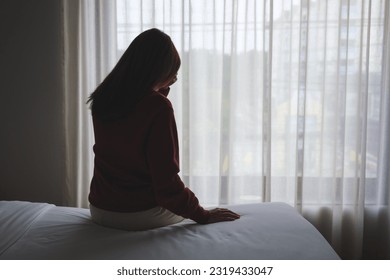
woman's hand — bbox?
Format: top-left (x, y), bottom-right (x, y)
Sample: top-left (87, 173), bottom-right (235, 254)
top-left (155, 74), bottom-right (178, 96)
top-left (157, 87), bottom-right (170, 96)
top-left (206, 208), bottom-right (240, 224)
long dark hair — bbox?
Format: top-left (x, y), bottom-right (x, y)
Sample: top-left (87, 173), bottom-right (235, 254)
top-left (87, 28), bottom-right (181, 121)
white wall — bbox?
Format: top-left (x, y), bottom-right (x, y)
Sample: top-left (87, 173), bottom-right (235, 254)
top-left (0, 0), bottom-right (66, 205)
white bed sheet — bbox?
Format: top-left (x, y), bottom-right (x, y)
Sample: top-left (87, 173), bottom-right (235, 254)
top-left (0, 201), bottom-right (339, 260)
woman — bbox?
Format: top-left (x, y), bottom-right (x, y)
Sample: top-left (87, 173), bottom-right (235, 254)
top-left (87, 28), bottom-right (240, 231)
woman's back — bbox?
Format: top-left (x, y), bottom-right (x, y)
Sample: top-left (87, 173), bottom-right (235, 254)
top-left (90, 91), bottom-right (172, 211)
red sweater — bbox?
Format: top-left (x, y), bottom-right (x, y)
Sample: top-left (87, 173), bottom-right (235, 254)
top-left (88, 90), bottom-right (210, 224)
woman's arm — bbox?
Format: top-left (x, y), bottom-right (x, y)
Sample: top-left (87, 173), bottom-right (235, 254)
top-left (146, 106), bottom-right (209, 223)
top-left (146, 104), bottom-right (239, 224)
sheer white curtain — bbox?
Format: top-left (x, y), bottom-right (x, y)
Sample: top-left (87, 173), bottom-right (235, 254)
top-left (63, 0), bottom-right (117, 207)
top-left (63, 0), bottom-right (390, 259)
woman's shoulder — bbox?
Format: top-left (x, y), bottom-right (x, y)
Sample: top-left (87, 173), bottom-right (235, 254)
top-left (142, 90), bottom-right (173, 111)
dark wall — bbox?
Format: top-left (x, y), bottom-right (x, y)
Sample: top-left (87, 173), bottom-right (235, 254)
top-left (0, 0), bottom-right (66, 205)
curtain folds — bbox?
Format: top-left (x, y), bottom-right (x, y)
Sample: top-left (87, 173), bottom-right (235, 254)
top-left (62, 0), bottom-right (117, 208)
top-left (63, 0), bottom-right (390, 259)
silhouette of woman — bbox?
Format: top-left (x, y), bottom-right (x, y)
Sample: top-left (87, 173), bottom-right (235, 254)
top-left (87, 28), bottom-right (240, 230)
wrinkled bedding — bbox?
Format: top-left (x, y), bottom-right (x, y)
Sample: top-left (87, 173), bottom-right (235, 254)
top-left (0, 201), bottom-right (339, 259)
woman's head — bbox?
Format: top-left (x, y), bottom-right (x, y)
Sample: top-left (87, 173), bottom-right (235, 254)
top-left (126, 28), bottom-right (181, 91)
top-left (88, 28), bottom-right (181, 120)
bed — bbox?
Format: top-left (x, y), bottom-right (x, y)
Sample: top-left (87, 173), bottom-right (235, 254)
top-left (0, 200), bottom-right (340, 260)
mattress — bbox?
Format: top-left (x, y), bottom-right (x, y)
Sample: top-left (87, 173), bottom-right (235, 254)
top-left (0, 200), bottom-right (340, 260)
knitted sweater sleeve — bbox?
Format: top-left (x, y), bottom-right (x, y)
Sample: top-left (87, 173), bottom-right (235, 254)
top-left (146, 107), bottom-right (210, 224)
